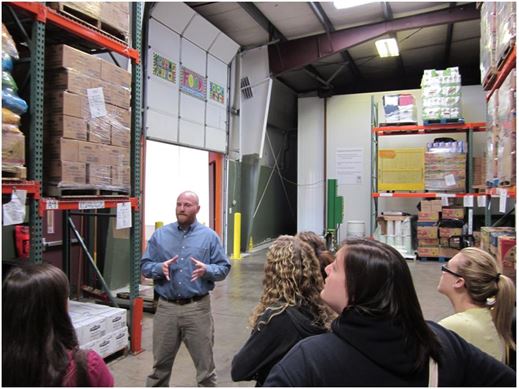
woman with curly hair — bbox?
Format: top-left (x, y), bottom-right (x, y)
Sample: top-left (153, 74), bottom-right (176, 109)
top-left (2, 263), bottom-right (114, 387)
top-left (231, 235), bottom-right (333, 386)
top-left (437, 247), bottom-right (516, 364)
top-left (295, 231), bottom-right (334, 279)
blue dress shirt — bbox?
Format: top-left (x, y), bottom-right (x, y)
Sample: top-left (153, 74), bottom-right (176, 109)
top-left (141, 220), bottom-right (231, 300)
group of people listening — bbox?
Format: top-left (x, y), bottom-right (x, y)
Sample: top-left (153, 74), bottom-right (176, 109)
top-left (2, 190), bottom-right (516, 386)
top-left (231, 232), bottom-right (516, 386)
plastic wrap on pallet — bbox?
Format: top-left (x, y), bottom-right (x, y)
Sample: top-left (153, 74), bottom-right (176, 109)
top-left (486, 92), bottom-right (499, 185)
top-left (496, 68), bottom-right (516, 187)
top-left (480, 2), bottom-right (497, 85)
top-left (421, 67), bottom-right (462, 121)
top-left (2, 124), bottom-right (25, 165)
top-left (496, 2), bottom-right (516, 64)
top-left (382, 94), bottom-right (417, 123)
top-left (425, 142), bottom-right (466, 192)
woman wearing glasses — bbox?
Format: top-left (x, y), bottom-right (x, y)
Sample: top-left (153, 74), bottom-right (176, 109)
top-left (438, 247), bottom-right (516, 364)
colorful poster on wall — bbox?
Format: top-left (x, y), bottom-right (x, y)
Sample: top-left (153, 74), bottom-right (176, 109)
top-left (152, 52), bottom-right (177, 84)
top-left (209, 81), bottom-right (225, 104)
top-left (180, 66), bottom-right (206, 100)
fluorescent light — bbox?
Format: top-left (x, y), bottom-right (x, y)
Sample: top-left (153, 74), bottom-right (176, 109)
top-left (333, 1), bottom-right (374, 10)
top-left (375, 38), bottom-right (400, 57)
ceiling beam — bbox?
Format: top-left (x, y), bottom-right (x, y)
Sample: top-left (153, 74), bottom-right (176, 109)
top-left (269, 2), bottom-right (480, 75)
top-left (238, 3), bottom-right (287, 42)
top-left (303, 65), bottom-right (332, 88)
top-left (443, 2), bottom-right (458, 67)
top-left (381, 2), bottom-right (405, 77)
top-left (308, 2), bottom-right (362, 80)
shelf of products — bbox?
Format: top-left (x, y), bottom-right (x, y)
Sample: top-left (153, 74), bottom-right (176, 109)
top-left (373, 122), bottom-right (486, 136)
top-left (3, 2), bottom-right (144, 352)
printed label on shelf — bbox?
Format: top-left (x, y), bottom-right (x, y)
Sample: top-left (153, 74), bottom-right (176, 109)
top-left (477, 195), bottom-right (487, 207)
top-left (463, 195), bottom-right (474, 207)
top-left (468, 208), bottom-right (473, 234)
top-left (79, 201), bottom-right (105, 210)
top-left (87, 87), bottom-right (107, 118)
top-left (379, 193), bottom-right (393, 197)
top-left (3, 189), bottom-right (27, 226)
top-left (444, 174), bottom-right (456, 187)
top-left (498, 189), bottom-right (508, 213)
top-left (436, 193), bottom-right (456, 198)
top-left (116, 202), bottom-right (132, 229)
top-left (45, 199), bottom-right (59, 210)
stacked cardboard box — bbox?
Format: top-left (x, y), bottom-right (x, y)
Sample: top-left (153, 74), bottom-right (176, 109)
top-left (486, 92), bottom-right (499, 185)
top-left (497, 235), bottom-right (516, 283)
top-left (416, 200), bottom-right (441, 257)
top-left (495, 2), bottom-right (516, 63)
top-left (68, 300), bottom-right (128, 358)
top-left (480, 2), bottom-right (497, 85)
top-left (44, 44), bottom-right (131, 192)
top-left (496, 69), bottom-right (516, 186)
top-left (480, 226), bottom-right (515, 254)
top-left (376, 215), bottom-right (414, 256)
top-left (425, 142), bottom-right (466, 192)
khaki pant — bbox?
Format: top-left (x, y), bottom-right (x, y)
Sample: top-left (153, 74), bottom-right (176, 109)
top-left (146, 295), bottom-right (216, 387)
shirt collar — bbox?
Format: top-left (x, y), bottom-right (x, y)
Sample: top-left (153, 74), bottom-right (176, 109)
top-left (177, 219), bottom-right (198, 232)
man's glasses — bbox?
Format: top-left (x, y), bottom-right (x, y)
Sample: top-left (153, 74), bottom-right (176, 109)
top-left (441, 265), bottom-right (463, 278)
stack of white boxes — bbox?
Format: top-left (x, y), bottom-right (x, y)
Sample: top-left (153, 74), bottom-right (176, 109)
top-left (68, 300), bottom-right (128, 358)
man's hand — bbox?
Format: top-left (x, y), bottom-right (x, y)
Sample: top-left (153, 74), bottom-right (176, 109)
top-left (191, 257), bottom-right (207, 282)
top-left (162, 255), bottom-right (179, 280)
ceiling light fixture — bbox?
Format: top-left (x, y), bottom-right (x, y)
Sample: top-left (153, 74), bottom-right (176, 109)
top-left (333, 1), bottom-right (374, 10)
top-left (375, 38), bottom-right (400, 57)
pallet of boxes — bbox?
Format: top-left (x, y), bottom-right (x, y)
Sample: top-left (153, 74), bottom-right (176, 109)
top-left (44, 44), bottom-right (131, 195)
top-left (481, 226), bottom-right (516, 284)
top-left (68, 300), bottom-right (129, 358)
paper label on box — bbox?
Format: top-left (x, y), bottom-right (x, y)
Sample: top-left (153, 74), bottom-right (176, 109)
top-left (3, 189), bottom-right (27, 225)
top-left (45, 199), bottom-right (59, 210)
top-left (116, 202), bottom-right (132, 229)
top-left (499, 189), bottom-right (507, 213)
top-left (440, 196), bottom-right (449, 206)
top-left (444, 174), bottom-right (456, 187)
top-left (79, 201), bottom-right (105, 210)
top-left (87, 87), bottom-right (107, 118)
top-left (463, 195), bottom-right (474, 207)
top-left (477, 195), bottom-right (487, 207)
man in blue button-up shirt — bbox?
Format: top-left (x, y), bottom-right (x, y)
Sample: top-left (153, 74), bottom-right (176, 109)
top-left (142, 191), bottom-right (231, 387)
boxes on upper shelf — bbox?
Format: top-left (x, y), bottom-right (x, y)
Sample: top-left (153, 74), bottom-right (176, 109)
top-left (441, 207), bottom-right (464, 220)
top-left (382, 94), bottom-right (417, 124)
top-left (46, 45), bottom-right (102, 79)
top-left (425, 141), bottom-right (466, 192)
top-left (421, 67), bottom-right (462, 121)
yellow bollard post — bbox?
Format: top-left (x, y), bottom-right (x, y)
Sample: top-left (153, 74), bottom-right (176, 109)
top-left (155, 221), bottom-right (163, 230)
top-left (232, 212), bottom-right (241, 259)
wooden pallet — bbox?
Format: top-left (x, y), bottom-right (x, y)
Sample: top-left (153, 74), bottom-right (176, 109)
top-left (49, 3), bottom-right (128, 44)
top-left (423, 118), bottom-right (465, 126)
top-left (496, 41), bottom-right (516, 71)
top-left (2, 165), bottom-right (27, 180)
top-left (45, 185), bottom-right (130, 197)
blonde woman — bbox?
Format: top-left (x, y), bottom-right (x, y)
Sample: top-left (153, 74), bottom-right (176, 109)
top-left (438, 247), bottom-right (516, 363)
top-left (231, 235), bottom-right (332, 386)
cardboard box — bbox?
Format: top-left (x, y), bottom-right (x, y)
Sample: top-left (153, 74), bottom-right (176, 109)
top-left (88, 119), bottom-right (111, 144)
top-left (87, 163), bottom-right (111, 186)
top-left (112, 166), bottom-right (130, 188)
top-left (102, 80), bottom-right (130, 109)
top-left (421, 199), bottom-right (442, 213)
top-left (497, 236), bottom-right (516, 283)
top-left (46, 44), bottom-right (101, 79)
top-left (45, 69), bottom-right (92, 95)
top-left (46, 138), bottom-right (80, 161)
top-left (418, 211), bottom-right (439, 222)
top-left (107, 145), bottom-right (130, 165)
top-left (99, 3), bottom-right (129, 37)
top-left (100, 60), bottom-right (131, 89)
top-left (111, 125), bottom-right (130, 148)
top-left (417, 246), bottom-right (440, 257)
top-left (45, 160), bottom-right (86, 185)
top-left (418, 239), bottom-right (439, 247)
top-left (45, 115), bottom-right (87, 141)
top-left (69, 312), bottom-right (107, 344)
top-left (417, 226), bottom-right (438, 239)
top-left (439, 227), bottom-right (463, 238)
top-left (46, 91), bottom-right (84, 119)
top-left (480, 227), bottom-right (516, 252)
top-left (109, 327), bottom-right (129, 354)
top-left (106, 103), bottom-right (131, 127)
top-left (2, 128), bottom-right (25, 165)
top-left (442, 207), bottom-right (465, 220)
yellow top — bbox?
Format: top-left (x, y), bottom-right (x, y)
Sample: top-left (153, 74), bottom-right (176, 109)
top-left (439, 307), bottom-right (504, 362)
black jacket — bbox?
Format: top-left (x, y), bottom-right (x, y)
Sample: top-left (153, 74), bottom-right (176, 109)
top-left (231, 305), bottom-right (327, 386)
top-left (264, 309), bottom-right (516, 387)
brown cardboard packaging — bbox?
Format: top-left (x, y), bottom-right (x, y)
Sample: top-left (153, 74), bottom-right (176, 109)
top-left (112, 165), bottom-right (131, 188)
top-left (100, 60), bottom-right (131, 89)
top-left (99, 3), bottom-right (129, 37)
top-left (417, 226), bottom-right (438, 239)
top-left (439, 227), bottom-right (463, 238)
top-left (87, 163), bottom-right (111, 186)
top-left (45, 91), bottom-right (84, 119)
top-left (46, 45), bottom-right (101, 79)
top-left (441, 207), bottom-right (465, 220)
top-left (45, 115), bottom-right (87, 141)
top-left (111, 125), bottom-right (130, 148)
top-left (77, 141), bottom-right (102, 164)
top-left (418, 238), bottom-right (439, 247)
top-left (101, 80), bottom-right (130, 109)
top-left (106, 145), bottom-right (130, 165)
top-left (418, 211), bottom-right (439, 222)
top-left (417, 246), bottom-right (440, 257)
top-left (106, 102), bottom-right (131, 127)
top-left (88, 119), bottom-right (111, 144)
top-left (45, 138), bottom-right (80, 161)
top-left (2, 127), bottom-right (25, 165)
top-left (439, 247), bottom-right (459, 258)
top-left (48, 2), bottom-right (101, 18)
top-left (45, 160), bottom-right (86, 185)
top-left (45, 69), bottom-right (92, 95)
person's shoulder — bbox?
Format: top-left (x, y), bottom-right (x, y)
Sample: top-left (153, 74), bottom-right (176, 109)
top-left (85, 350), bottom-right (114, 386)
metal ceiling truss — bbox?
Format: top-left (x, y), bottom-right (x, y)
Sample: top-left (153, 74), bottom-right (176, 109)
top-left (444, 2), bottom-right (458, 68)
top-left (268, 2), bottom-right (480, 76)
top-left (381, 2), bottom-right (406, 78)
top-left (238, 2), bottom-right (286, 42)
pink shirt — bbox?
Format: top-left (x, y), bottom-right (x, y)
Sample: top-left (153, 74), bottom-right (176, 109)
top-left (62, 349), bottom-right (114, 387)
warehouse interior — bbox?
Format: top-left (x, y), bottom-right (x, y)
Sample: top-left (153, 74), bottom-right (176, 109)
top-left (1, 1), bottom-right (516, 387)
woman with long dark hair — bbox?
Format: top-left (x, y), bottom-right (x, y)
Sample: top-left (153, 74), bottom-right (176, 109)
top-left (264, 238), bottom-right (515, 386)
top-left (2, 263), bottom-right (114, 386)
top-left (231, 235), bottom-right (333, 386)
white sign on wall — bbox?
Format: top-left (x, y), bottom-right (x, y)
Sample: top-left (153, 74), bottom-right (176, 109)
top-left (336, 148), bottom-right (364, 185)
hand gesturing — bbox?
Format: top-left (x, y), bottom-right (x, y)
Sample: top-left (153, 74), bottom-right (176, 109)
top-left (190, 257), bottom-right (207, 282)
top-left (162, 255), bottom-right (179, 280)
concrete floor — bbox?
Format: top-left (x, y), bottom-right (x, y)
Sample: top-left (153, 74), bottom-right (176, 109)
top-left (108, 250), bottom-right (454, 387)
